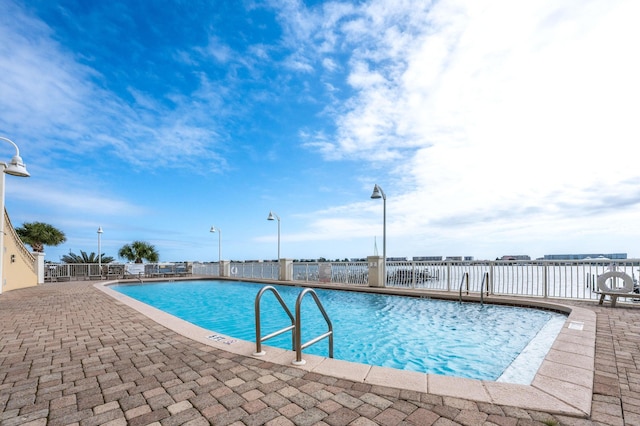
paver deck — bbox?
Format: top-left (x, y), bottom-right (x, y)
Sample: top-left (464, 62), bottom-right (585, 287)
top-left (1, 280), bottom-right (639, 425)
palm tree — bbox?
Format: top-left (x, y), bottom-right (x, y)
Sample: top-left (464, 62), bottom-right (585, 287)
top-left (61, 250), bottom-right (115, 264)
top-left (118, 241), bottom-right (159, 263)
top-left (15, 222), bottom-right (66, 252)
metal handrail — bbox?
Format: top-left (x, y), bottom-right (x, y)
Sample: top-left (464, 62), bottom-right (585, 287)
top-left (458, 271), bottom-right (489, 304)
top-left (293, 288), bottom-right (333, 365)
top-left (458, 272), bottom-right (469, 302)
top-left (479, 271), bottom-right (489, 305)
top-left (253, 286), bottom-right (295, 356)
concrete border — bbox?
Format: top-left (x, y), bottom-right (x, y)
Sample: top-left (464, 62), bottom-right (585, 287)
top-left (95, 278), bottom-right (595, 418)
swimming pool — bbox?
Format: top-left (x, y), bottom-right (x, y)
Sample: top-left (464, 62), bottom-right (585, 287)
top-left (111, 280), bottom-right (566, 383)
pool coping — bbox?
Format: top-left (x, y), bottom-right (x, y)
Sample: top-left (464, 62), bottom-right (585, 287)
top-left (95, 278), bottom-right (596, 418)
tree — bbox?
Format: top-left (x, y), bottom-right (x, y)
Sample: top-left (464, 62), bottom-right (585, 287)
top-left (61, 250), bottom-right (114, 264)
top-left (15, 222), bottom-right (66, 253)
top-left (118, 241), bottom-right (159, 263)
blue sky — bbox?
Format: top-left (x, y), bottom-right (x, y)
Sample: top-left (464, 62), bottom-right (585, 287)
top-left (1, 0), bottom-right (639, 263)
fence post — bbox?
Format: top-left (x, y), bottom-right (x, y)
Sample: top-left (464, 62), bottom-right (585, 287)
top-left (543, 263), bottom-right (548, 298)
top-left (220, 260), bottom-right (230, 277)
top-left (489, 261), bottom-right (494, 295)
top-left (367, 255), bottom-right (384, 287)
top-left (34, 252), bottom-right (45, 285)
top-left (279, 259), bottom-right (292, 281)
top-left (412, 261), bottom-right (416, 288)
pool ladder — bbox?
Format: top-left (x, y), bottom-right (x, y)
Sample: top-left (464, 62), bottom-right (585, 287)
top-left (253, 286), bottom-right (333, 365)
top-left (458, 272), bottom-right (489, 305)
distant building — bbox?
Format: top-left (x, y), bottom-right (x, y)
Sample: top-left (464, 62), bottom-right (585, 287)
top-left (543, 253), bottom-right (627, 260)
top-left (413, 256), bottom-right (443, 261)
top-left (501, 255), bottom-right (531, 261)
top-left (412, 256), bottom-right (474, 262)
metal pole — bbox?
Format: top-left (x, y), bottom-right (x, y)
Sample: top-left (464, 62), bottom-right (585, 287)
top-left (370, 185), bottom-right (387, 286)
top-left (0, 137), bottom-right (30, 293)
top-left (210, 226), bottom-right (222, 275)
top-left (97, 227), bottom-right (103, 278)
top-left (0, 170), bottom-right (5, 293)
top-left (267, 211), bottom-right (281, 261)
top-left (382, 195), bottom-right (386, 286)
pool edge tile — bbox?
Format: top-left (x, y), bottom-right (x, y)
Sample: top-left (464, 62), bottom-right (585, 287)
top-left (312, 357), bottom-right (372, 383)
top-left (532, 374), bottom-right (592, 416)
top-left (544, 348), bottom-right (593, 370)
top-left (483, 381), bottom-right (587, 417)
top-left (427, 374), bottom-right (491, 402)
top-left (365, 366), bottom-right (427, 393)
top-left (536, 360), bottom-right (594, 389)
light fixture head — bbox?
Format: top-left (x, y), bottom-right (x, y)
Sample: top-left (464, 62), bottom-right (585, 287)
top-left (97, 226), bottom-right (103, 234)
top-left (4, 155), bottom-right (29, 177)
top-left (210, 226), bottom-right (217, 233)
top-left (267, 211), bottom-right (276, 221)
top-left (370, 184), bottom-right (384, 199)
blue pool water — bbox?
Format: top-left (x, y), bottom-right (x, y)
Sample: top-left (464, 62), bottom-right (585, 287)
top-left (111, 280), bottom-right (566, 382)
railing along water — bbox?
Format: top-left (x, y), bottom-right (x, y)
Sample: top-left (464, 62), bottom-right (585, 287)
top-left (51, 259), bottom-right (640, 303)
top-left (292, 262), bottom-right (367, 285)
top-left (229, 261), bottom-right (279, 280)
top-left (381, 259), bottom-right (640, 302)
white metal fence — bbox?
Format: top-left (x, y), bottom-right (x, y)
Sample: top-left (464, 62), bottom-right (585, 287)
top-left (381, 260), bottom-right (640, 301)
top-left (291, 262), bottom-right (369, 285)
top-left (45, 263), bottom-right (125, 281)
top-left (45, 262), bottom-right (189, 281)
top-left (229, 262), bottom-right (279, 280)
top-left (194, 259), bottom-right (639, 302)
top-left (48, 259), bottom-right (640, 302)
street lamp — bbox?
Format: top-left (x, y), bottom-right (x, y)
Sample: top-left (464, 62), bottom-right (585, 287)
top-left (97, 227), bottom-right (103, 278)
top-left (370, 184), bottom-right (386, 286)
top-left (0, 137), bottom-right (30, 294)
top-left (267, 211), bottom-right (280, 260)
top-left (209, 226), bottom-right (221, 264)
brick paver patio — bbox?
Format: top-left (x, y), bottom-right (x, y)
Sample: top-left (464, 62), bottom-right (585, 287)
top-left (1, 281), bottom-right (638, 425)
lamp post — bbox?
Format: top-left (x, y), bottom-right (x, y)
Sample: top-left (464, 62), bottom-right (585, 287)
top-left (0, 137), bottom-right (30, 294)
top-left (97, 227), bottom-right (103, 278)
top-left (370, 184), bottom-right (386, 286)
top-left (209, 226), bottom-right (221, 265)
top-left (267, 211), bottom-right (280, 261)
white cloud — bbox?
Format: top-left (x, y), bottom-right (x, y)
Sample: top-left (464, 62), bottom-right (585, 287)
top-left (409, 0), bottom-right (640, 194)
top-left (0, 6), bottom-right (98, 150)
top-left (203, 36), bottom-right (234, 63)
top-left (286, 0), bottom-right (640, 257)
top-left (322, 58), bottom-right (338, 72)
top-left (7, 180), bottom-right (145, 217)
top-left (3, 0), bottom-right (639, 261)
top-left (0, 1), bottom-right (231, 174)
